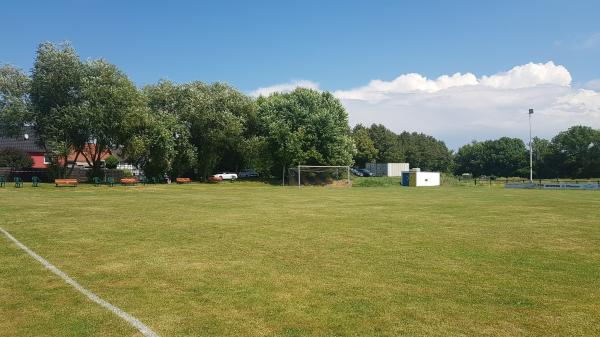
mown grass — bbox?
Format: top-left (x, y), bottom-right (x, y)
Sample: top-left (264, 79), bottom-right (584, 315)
top-left (1, 182), bottom-right (599, 336)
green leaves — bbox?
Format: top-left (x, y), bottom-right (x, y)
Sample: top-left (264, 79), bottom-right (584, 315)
top-left (257, 88), bottom-right (354, 175)
top-left (0, 65), bottom-right (31, 136)
top-left (454, 138), bottom-right (528, 177)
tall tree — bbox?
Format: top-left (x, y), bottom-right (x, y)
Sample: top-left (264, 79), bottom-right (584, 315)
top-left (145, 81), bottom-right (255, 178)
top-left (454, 138), bottom-right (527, 177)
top-left (550, 125), bottom-right (600, 178)
top-left (367, 124), bottom-right (404, 163)
top-left (75, 59), bottom-right (143, 177)
top-left (531, 137), bottom-right (555, 178)
top-left (30, 42), bottom-right (85, 177)
top-left (257, 88), bottom-right (354, 176)
top-left (0, 65), bottom-right (31, 136)
top-left (398, 131), bottom-right (453, 171)
top-left (352, 124), bottom-right (378, 167)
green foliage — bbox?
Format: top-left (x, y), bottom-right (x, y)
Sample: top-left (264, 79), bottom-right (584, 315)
top-left (7, 42), bottom-right (600, 180)
top-left (398, 131), bottom-right (453, 171)
top-left (359, 124), bottom-right (453, 172)
top-left (454, 138), bottom-right (528, 177)
top-left (30, 42), bottom-right (86, 177)
top-left (144, 81), bottom-right (253, 178)
top-left (122, 107), bottom-right (196, 178)
top-left (104, 155), bottom-right (119, 169)
top-left (0, 148), bottom-right (33, 169)
top-left (367, 124), bottom-right (404, 162)
top-left (0, 65), bottom-right (31, 136)
top-left (352, 124), bottom-right (378, 167)
top-left (122, 169), bottom-right (133, 178)
top-left (549, 125), bottom-right (600, 178)
top-left (257, 88), bottom-right (354, 176)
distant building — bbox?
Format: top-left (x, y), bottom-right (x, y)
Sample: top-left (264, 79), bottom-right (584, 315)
top-left (365, 162), bottom-right (409, 177)
top-left (0, 127), bottom-right (114, 169)
top-left (0, 127), bottom-right (49, 168)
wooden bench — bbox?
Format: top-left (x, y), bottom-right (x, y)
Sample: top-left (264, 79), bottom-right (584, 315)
top-left (176, 177), bottom-right (192, 184)
top-left (120, 178), bottom-right (138, 186)
top-left (55, 179), bottom-right (78, 187)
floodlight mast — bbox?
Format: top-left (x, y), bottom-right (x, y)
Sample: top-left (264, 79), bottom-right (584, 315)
top-left (529, 108), bottom-right (534, 182)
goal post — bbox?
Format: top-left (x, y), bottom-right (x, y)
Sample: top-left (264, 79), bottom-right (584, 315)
top-left (289, 165), bottom-right (351, 187)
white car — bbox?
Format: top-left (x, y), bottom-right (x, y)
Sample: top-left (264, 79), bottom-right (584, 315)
top-left (214, 172), bottom-right (238, 180)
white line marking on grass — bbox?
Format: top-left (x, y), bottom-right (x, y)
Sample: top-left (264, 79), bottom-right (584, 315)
top-left (0, 227), bottom-right (161, 337)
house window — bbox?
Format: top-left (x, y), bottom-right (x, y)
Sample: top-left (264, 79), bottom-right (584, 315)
top-left (43, 155), bottom-right (51, 164)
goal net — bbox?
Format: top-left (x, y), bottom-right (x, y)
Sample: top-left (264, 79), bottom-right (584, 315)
top-left (288, 165), bottom-right (351, 187)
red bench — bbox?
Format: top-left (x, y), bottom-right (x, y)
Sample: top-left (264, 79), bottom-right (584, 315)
top-left (120, 178), bottom-right (138, 185)
top-left (55, 179), bottom-right (78, 187)
top-left (176, 177), bottom-right (192, 184)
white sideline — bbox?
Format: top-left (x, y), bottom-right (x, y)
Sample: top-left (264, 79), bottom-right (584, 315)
top-left (0, 227), bottom-right (161, 337)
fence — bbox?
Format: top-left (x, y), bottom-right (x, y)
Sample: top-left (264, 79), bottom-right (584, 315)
top-left (449, 175), bottom-right (600, 188)
top-left (0, 167), bottom-right (129, 183)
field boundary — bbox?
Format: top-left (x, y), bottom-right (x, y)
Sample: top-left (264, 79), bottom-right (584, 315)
top-left (0, 227), bottom-right (161, 337)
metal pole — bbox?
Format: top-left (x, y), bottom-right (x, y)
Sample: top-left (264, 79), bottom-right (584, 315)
top-left (529, 109), bottom-right (533, 182)
top-left (298, 165), bottom-right (301, 188)
top-left (347, 166), bottom-right (350, 185)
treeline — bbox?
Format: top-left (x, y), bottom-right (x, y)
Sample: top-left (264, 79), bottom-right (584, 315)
top-left (454, 126), bottom-right (600, 179)
top-left (354, 123), bottom-right (600, 178)
top-left (0, 42), bottom-right (353, 179)
top-left (352, 124), bottom-right (453, 171)
top-left (1, 42), bottom-right (598, 179)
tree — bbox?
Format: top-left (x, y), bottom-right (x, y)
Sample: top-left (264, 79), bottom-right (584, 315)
top-left (0, 148), bottom-right (33, 169)
top-left (453, 141), bottom-right (485, 176)
top-left (122, 108), bottom-right (195, 178)
top-left (30, 42), bottom-right (85, 177)
top-left (454, 138), bottom-right (527, 177)
top-left (550, 126), bottom-right (600, 178)
top-left (352, 124), bottom-right (378, 167)
top-left (0, 65), bottom-right (31, 137)
top-left (257, 88), bottom-right (354, 177)
top-left (74, 59), bottom-right (143, 177)
top-left (398, 131), bottom-right (453, 172)
top-left (531, 137), bottom-right (555, 178)
top-left (104, 155), bottom-right (119, 169)
top-left (367, 124), bottom-right (404, 163)
top-left (143, 81), bottom-right (252, 179)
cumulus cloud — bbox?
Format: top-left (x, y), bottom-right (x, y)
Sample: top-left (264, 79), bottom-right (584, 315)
top-left (252, 62), bottom-right (600, 149)
top-left (335, 62), bottom-right (571, 101)
top-left (250, 80), bottom-right (320, 97)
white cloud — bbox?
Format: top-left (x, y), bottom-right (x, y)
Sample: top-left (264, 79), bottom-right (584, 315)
top-left (252, 62), bottom-right (600, 149)
top-left (335, 61), bottom-right (571, 102)
top-left (584, 79), bottom-right (600, 91)
top-left (250, 80), bottom-right (320, 97)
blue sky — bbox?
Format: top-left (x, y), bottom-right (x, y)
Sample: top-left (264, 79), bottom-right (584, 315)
top-left (2, 0), bottom-right (600, 147)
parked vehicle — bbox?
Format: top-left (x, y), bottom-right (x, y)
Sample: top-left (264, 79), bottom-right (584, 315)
top-left (238, 169), bottom-right (259, 178)
top-left (350, 167), bottom-right (363, 177)
top-left (357, 168), bottom-right (374, 177)
top-left (207, 176), bottom-right (223, 183)
top-left (213, 172), bottom-right (238, 180)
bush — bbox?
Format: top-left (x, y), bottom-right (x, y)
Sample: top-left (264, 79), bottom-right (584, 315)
top-left (104, 155), bottom-right (119, 169)
top-left (0, 148), bottom-right (33, 169)
top-left (122, 169), bottom-right (133, 178)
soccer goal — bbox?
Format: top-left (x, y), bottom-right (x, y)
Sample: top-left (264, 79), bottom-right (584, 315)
top-left (288, 165), bottom-right (351, 187)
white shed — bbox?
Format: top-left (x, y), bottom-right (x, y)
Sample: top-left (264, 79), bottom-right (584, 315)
top-left (407, 171), bottom-right (440, 187)
top-left (365, 163), bottom-right (409, 177)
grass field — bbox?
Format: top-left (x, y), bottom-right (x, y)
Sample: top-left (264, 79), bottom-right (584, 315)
top-left (1, 182), bottom-right (599, 337)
